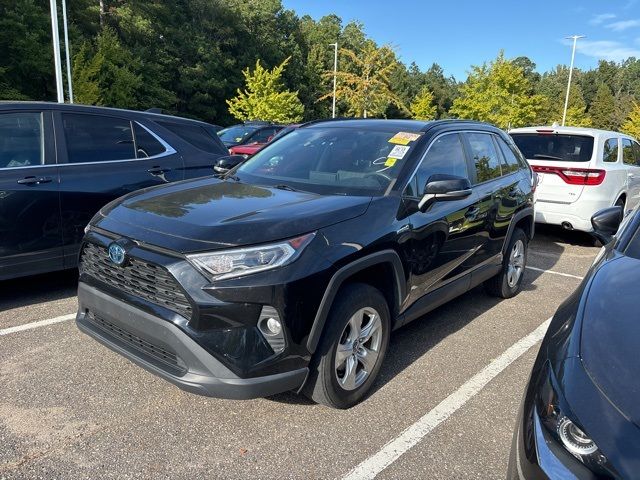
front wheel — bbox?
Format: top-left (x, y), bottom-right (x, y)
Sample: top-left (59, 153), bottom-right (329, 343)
top-left (485, 228), bottom-right (528, 298)
top-left (303, 283), bottom-right (390, 409)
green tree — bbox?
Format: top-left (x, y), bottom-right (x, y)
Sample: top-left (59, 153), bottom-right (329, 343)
top-left (410, 87), bottom-right (436, 120)
top-left (450, 52), bottom-right (543, 129)
top-left (590, 84), bottom-right (616, 130)
top-left (226, 57), bottom-right (304, 123)
top-left (621, 102), bottom-right (640, 139)
top-left (321, 42), bottom-right (407, 118)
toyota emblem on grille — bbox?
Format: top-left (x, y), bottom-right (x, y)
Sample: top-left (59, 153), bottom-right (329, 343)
top-left (108, 243), bottom-right (126, 266)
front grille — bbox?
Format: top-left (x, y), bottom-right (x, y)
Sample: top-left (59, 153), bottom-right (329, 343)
top-left (80, 243), bottom-right (193, 319)
top-left (87, 313), bottom-right (185, 374)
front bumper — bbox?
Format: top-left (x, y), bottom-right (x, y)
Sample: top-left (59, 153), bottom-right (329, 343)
top-left (76, 282), bottom-right (308, 399)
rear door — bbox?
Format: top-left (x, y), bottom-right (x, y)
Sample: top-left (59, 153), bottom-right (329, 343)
top-left (0, 109), bottom-right (63, 279)
top-left (510, 132), bottom-right (595, 205)
top-left (55, 111), bottom-right (184, 268)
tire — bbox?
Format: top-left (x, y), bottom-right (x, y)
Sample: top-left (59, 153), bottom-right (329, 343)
top-left (485, 228), bottom-right (528, 299)
top-left (303, 283), bottom-right (390, 409)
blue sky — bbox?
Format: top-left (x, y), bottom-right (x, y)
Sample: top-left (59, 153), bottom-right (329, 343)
top-left (282, 0), bottom-right (640, 80)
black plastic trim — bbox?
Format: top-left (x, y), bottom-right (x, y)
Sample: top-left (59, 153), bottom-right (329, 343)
top-left (306, 249), bottom-right (406, 353)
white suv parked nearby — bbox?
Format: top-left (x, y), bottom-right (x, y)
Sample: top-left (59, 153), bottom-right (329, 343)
top-left (509, 125), bottom-right (640, 232)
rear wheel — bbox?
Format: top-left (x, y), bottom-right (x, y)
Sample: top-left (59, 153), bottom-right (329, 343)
top-left (485, 228), bottom-right (528, 298)
top-left (303, 283), bottom-right (390, 409)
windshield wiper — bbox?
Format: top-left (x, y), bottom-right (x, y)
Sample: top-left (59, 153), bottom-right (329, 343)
top-left (274, 184), bottom-right (298, 192)
top-left (532, 154), bottom-right (564, 161)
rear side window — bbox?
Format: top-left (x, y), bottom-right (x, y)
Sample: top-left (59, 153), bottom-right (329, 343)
top-left (249, 127), bottom-right (279, 144)
top-left (622, 139), bottom-right (636, 166)
top-left (633, 142), bottom-right (640, 167)
top-left (495, 136), bottom-right (520, 174)
top-left (158, 121), bottom-right (223, 152)
top-left (0, 112), bottom-right (44, 168)
top-left (511, 134), bottom-right (594, 163)
top-left (467, 132), bottom-right (502, 183)
top-left (415, 133), bottom-right (468, 191)
top-left (133, 123), bottom-right (165, 158)
top-left (603, 138), bottom-right (619, 163)
top-left (63, 113), bottom-right (134, 163)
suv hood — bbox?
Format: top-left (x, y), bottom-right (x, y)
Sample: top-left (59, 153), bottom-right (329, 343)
top-left (96, 177), bottom-right (371, 252)
top-left (580, 255), bottom-right (640, 427)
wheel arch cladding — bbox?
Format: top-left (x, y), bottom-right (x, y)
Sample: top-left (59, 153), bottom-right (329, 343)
top-left (504, 207), bottom-right (534, 255)
top-left (306, 249), bottom-right (405, 354)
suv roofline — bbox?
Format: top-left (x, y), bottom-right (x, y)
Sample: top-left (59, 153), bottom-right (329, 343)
top-left (298, 117), bottom-right (500, 133)
top-left (509, 125), bottom-right (637, 139)
top-left (0, 101), bottom-right (220, 128)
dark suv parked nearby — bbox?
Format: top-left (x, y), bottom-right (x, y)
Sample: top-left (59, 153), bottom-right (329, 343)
top-left (0, 102), bottom-right (228, 280)
top-left (76, 119), bottom-right (535, 408)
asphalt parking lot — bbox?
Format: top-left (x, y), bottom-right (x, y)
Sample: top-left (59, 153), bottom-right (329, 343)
top-left (0, 225), bottom-right (599, 480)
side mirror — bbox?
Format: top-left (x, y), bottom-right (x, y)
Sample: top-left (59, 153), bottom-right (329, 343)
top-left (214, 155), bottom-right (246, 174)
top-left (418, 174), bottom-right (472, 212)
top-left (591, 206), bottom-right (623, 245)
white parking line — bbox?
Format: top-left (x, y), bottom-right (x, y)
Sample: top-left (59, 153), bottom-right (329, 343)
top-left (342, 318), bottom-right (552, 480)
top-left (0, 313), bottom-right (75, 336)
top-left (525, 266), bottom-right (584, 280)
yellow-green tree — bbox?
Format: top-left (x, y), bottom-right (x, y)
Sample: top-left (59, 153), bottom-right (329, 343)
top-left (450, 52), bottom-right (544, 129)
top-left (320, 42), bottom-right (408, 118)
top-left (410, 87), bottom-right (437, 120)
top-left (227, 57), bottom-right (304, 123)
top-left (621, 102), bottom-right (640, 139)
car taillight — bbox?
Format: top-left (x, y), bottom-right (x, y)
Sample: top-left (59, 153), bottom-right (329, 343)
top-left (531, 165), bottom-right (606, 186)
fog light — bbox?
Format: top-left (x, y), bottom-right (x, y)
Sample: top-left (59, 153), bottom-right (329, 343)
top-left (266, 317), bottom-right (282, 335)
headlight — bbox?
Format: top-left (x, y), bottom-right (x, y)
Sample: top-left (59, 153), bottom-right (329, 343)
top-left (187, 232), bottom-right (315, 281)
top-left (536, 363), bottom-right (616, 476)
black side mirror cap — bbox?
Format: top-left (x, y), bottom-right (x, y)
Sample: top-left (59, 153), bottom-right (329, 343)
top-left (418, 174), bottom-right (472, 212)
top-left (591, 206), bottom-right (623, 245)
top-left (214, 155), bottom-right (246, 174)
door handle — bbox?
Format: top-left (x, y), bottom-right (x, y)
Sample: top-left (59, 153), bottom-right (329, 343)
top-left (148, 166), bottom-right (170, 175)
top-left (17, 176), bottom-right (52, 185)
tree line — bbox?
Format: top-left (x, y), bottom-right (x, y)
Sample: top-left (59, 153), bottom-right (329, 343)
top-left (1, 0), bottom-right (639, 135)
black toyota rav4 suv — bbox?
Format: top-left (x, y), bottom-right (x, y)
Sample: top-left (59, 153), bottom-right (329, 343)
top-left (77, 119), bottom-right (535, 408)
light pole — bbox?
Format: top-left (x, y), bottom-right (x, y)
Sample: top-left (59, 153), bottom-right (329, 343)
top-left (61, 0), bottom-right (73, 103)
top-left (562, 35), bottom-right (584, 126)
top-left (329, 42), bottom-right (338, 118)
top-left (49, 0), bottom-right (65, 103)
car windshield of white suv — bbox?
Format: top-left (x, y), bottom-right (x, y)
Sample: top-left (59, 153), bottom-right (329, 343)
top-left (511, 133), bottom-right (594, 162)
top-left (235, 126), bottom-right (423, 195)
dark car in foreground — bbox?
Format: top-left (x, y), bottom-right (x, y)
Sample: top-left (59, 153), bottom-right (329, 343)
top-left (217, 121), bottom-right (284, 148)
top-left (0, 102), bottom-right (228, 280)
top-left (76, 119), bottom-right (535, 408)
top-left (508, 206), bottom-right (640, 478)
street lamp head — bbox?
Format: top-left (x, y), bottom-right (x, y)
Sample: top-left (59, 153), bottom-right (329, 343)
top-left (565, 35), bottom-right (586, 40)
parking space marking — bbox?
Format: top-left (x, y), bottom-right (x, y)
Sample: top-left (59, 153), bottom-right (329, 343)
top-left (342, 317), bottom-right (552, 480)
top-left (0, 313), bottom-right (75, 336)
top-left (525, 266), bottom-right (584, 280)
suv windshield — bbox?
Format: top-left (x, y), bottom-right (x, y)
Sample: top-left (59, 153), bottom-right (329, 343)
top-left (217, 125), bottom-right (258, 144)
top-left (236, 126), bottom-right (423, 195)
top-left (511, 133), bottom-right (594, 162)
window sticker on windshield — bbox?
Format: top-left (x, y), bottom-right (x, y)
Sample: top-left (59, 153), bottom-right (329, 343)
top-left (235, 137), bottom-right (243, 142)
top-left (384, 158), bottom-right (397, 167)
top-left (388, 145), bottom-right (410, 159)
top-left (389, 132), bottom-right (421, 145)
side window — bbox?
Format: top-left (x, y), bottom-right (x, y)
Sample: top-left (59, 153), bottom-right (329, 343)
top-left (633, 142), bottom-right (640, 166)
top-left (603, 138), bottom-right (619, 163)
top-left (157, 121), bottom-right (223, 153)
top-left (467, 132), bottom-right (502, 183)
top-left (495, 136), bottom-right (520, 174)
top-left (622, 139), bottom-right (635, 166)
top-left (133, 123), bottom-right (166, 158)
top-left (415, 133), bottom-right (468, 193)
top-left (250, 128), bottom-right (276, 143)
top-left (0, 112), bottom-right (44, 169)
top-left (63, 114), bottom-right (134, 163)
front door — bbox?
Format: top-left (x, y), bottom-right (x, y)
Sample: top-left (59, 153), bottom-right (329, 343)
top-left (0, 110), bottom-right (63, 279)
top-left (54, 111), bottom-right (184, 268)
top-left (401, 132), bottom-right (486, 306)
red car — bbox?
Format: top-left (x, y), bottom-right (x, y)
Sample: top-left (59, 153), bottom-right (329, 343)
top-left (229, 124), bottom-right (300, 158)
